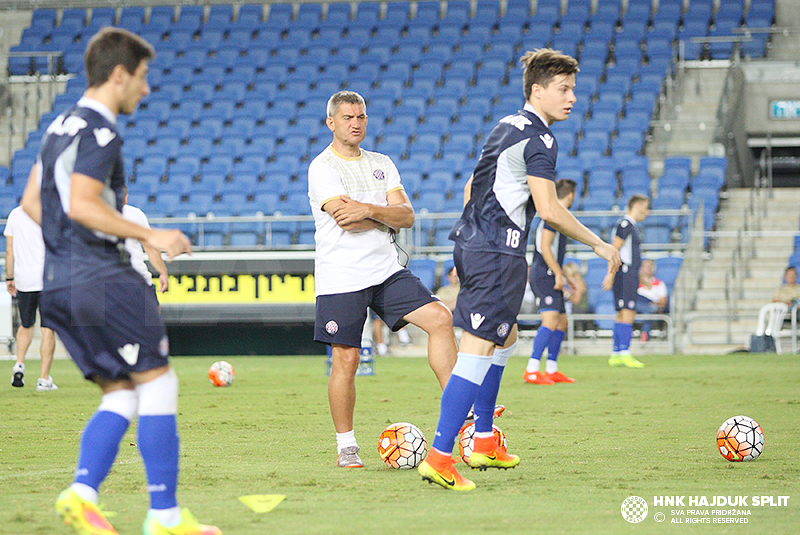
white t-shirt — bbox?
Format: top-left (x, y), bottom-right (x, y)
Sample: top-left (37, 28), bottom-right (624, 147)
top-left (3, 206), bottom-right (45, 292)
top-left (637, 277), bottom-right (668, 303)
top-left (308, 145), bottom-right (405, 296)
top-left (122, 204), bottom-right (153, 286)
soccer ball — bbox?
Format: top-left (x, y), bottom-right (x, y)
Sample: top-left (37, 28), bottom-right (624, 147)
top-left (208, 361), bottom-right (235, 387)
top-left (377, 422), bottom-right (427, 469)
top-left (716, 415), bottom-right (764, 462)
top-left (458, 423), bottom-right (507, 463)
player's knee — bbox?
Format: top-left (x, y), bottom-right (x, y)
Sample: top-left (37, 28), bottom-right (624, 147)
top-left (331, 347), bottom-right (360, 372)
top-left (136, 367), bottom-right (178, 416)
top-left (420, 302), bottom-right (453, 334)
top-left (98, 388), bottom-right (139, 422)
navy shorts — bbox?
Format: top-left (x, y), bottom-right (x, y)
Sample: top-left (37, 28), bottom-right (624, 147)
top-left (314, 269), bottom-right (438, 348)
top-left (613, 264), bottom-right (639, 311)
top-left (529, 265), bottom-right (566, 314)
top-left (17, 291), bottom-right (52, 329)
top-left (40, 272), bottom-right (169, 382)
top-left (452, 244), bottom-right (528, 345)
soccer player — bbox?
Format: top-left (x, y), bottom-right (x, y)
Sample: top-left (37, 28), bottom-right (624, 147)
top-left (308, 90), bottom-right (458, 468)
top-left (4, 205), bottom-right (58, 390)
top-left (417, 49), bottom-right (621, 491)
top-left (123, 186), bottom-right (170, 297)
top-left (20, 28), bottom-right (220, 535)
top-left (524, 178), bottom-right (578, 385)
top-left (602, 194), bottom-right (650, 368)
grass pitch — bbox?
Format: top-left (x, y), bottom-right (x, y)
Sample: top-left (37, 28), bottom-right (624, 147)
top-left (1, 352), bottom-right (798, 535)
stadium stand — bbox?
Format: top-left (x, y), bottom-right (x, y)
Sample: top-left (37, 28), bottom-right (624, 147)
top-left (3, 0), bottom-right (770, 258)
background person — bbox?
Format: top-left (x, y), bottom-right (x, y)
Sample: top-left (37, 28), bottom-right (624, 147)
top-left (636, 259), bottom-right (668, 341)
top-left (602, 194), bottom-right (650, 368)
top-left (123, 186), bottom-right (169, 296)
top-left (524, 178), bottom-right (578, 385)
top-left (772, 266), bottom-right (800, 307)
top-left (4, 205), bottom-right (57, 390)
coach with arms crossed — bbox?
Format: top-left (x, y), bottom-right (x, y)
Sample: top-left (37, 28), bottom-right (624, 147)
top-left (308, 90), bottom-right (457, 469)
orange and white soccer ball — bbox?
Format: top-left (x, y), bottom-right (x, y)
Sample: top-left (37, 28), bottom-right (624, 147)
top-left (208, 361), bottom-right (235, 387)
top-left (716, 415), bottom-right (764, 462)
top-left (458, 423), bottom-right (507, 463)
top-left (378, 422), bottom-right (427, 469)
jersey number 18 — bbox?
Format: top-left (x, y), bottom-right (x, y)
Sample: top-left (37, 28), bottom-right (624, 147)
top-left (505, 228), bottom-right (521, 248)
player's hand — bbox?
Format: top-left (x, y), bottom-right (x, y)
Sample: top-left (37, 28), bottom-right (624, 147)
top-left (553, 271), bottom-right (565, 291)
top-left (145, 229), bottom-right (192, 260)
top-left (331, 196), bottom-right (370, 227)
top-left (593, 242), bottom-right (621, 274)
top-left (601, 272), bottom-right (615, 292)
top-left (158, 272), bottom-right (169, 292)
top-left (6, 280), bottom-right (16, 297)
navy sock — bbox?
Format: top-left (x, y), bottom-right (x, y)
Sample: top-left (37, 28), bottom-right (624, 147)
top-left (138, 415), bottom-right (179, 510)
top-left (473, 364), bottom-right (504, 434)
top-left (612, 323), bottom-right (622, 352)
top-left (547, 329), bottom-right (566, 362)
top-left (530, 326), bottom-right (552, 362)
top-left (618, 323), bottom-right (633, 351)
top-left (431, 375), bottom-right (480, 454)
top-left (74, 411), bottom-right (130, 491)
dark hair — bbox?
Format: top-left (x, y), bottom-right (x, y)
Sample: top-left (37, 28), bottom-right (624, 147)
top-left (520, 48), bottom-right (580, 101)
top-left (84, 27), bottom-right (155, 88)
top-left (627, 194), bottom-right (650, 210)
top-left (787, 266), bottom-right (797, 274)
top-left (555, 178), bottom-right (577, 199)
top-left (327, 90), bottom-right (367, 117)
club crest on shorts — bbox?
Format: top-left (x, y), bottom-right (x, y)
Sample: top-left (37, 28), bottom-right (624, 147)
top-left (159, 336), bottom-right (169, 357)
top-left (544, 296), bottom-right (553, 305)
top-left (497, 323), bottom-right (510, 337)
top-left (373, 169), bottom-right (385, 180)
top-left (325, 320), bottom-right (339, 335)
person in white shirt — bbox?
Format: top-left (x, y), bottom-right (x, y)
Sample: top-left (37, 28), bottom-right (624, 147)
top-left (308, 91), bottom-right (457, 468)
top-left (3, 206), bottom-right (57, 390)
top-left (636, 259), bottom-right (668, 341)
top-left (122, 187), bottom-right (169, 297)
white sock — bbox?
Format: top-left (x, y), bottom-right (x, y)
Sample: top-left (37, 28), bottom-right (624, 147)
top-left (545, 360), bottom-right (558, 374)
top-left (474, 431), bottom-right (494, 440)
top-left (525, 358), bottom-right (540, 373)
top-left (70, 483), bottom-right (98, 504)
top-left (149, 506), bottom-right (182, 527)
top-left (336, 430), bottom-right (358, 453)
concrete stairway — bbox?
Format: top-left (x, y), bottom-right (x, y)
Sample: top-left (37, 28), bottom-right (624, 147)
top-left (684, 188), bottom-right (800, 351)
top-left (647, 64), bottom-right (729, 178)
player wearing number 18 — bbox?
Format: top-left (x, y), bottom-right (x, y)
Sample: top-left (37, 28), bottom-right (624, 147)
top-left (419, 49), bottom-right (621, 491)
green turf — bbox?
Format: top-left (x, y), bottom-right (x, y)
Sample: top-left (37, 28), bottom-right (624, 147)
top-left (1, 353), bottom-right (798, 535)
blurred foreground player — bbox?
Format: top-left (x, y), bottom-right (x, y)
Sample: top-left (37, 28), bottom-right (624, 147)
top-left (21, 27), bottom-right (219, 535)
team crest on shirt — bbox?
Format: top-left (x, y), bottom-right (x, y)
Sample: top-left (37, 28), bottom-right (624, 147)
top-left (373, 169), bottom-right (385, 181)
top-left (159, 336), bottom-right (169, 357)
top-left (497, 323), bottom-right (510, 337)
top-left (539, 133), bottom-right (554, 149)
top-left (325, 320), bottom-right (339, 334)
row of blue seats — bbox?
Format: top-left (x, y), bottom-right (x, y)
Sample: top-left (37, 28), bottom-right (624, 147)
top-left (10, 0), bottom-right (773, 75)
top-left (22, 0), bottom-right (773, 35)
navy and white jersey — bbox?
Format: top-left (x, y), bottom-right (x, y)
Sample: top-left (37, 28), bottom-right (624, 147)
top-left (449, 104), bottom-right (557, 257)
top-left (611, 215), bottom-right (642, 271)
top-left (531, 220), bottom-right (566, 274)
top-left (38, 97), bottom-right (130, 290)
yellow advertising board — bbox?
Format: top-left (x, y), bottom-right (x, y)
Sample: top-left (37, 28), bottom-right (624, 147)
top-left (156, 274), bottom-right (315, 304)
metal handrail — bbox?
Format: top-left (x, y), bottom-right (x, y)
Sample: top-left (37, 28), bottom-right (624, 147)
top-left (517, 313), bottom-right (675, 355)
